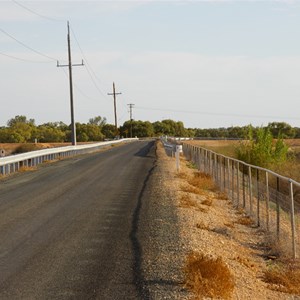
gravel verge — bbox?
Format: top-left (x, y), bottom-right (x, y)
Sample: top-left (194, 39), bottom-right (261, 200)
top-left (137, 141), bottom-right (191, 299)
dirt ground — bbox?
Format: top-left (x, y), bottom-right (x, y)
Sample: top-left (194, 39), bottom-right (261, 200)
top-left (157, 141), bottom-right (298, 300)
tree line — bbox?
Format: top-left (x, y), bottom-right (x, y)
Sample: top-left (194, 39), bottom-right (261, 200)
top-left (0, 115), bottom-right (299, 143)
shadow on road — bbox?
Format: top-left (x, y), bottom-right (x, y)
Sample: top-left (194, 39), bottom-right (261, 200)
top-left (134, 141), bottom-right (156, 158)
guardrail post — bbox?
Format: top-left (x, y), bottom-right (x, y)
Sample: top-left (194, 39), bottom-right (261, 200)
top-left (265, 171), bottom-right (270, 231)
top-left (223, 157), bottom-right (226, 191)
top-left (209, 151), bottom-right (212, 175)
top-left (213, 153), bottom-right (217, 182)
top-left (237, 161), bottom-right (240, 207)
top-left (289, 180), bottom-right (297, 259)
top-left (257, 169), bottom-right (260, 227)
top-left (276, 177), bottom-right (280, 239)
top-left (248, 166), bottom-right (253, 216)
top-left (227, 158), bottom-right (230, 195)
top-left (231, 159), bottom-right (235, 202)
top-left (243, 164), bottom-right (246, 208)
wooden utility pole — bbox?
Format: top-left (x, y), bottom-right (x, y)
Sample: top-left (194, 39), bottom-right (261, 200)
top-left (107, 82), bottom-right (122, 134)
top-left (57, 21), bottom-right (83, 146)
top-left (127, 103), bottom-right (135, 138)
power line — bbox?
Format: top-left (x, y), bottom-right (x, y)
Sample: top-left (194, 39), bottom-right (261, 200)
top-left (0, 27), bottom-right (57, 61)
top-left (0, 50), bottom-right (51, 63)
top-left (69, 26), bottom-right (110, 102)
top-left (60, 68), bottom-right (99, 102)
top-left (135, 106), bottom-right (300, 121)
top-left (11, 0), bottom-right (66, 22)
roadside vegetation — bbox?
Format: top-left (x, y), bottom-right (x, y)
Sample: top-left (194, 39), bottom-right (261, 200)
top-left (173, 152), bottom-right (300, 298)
top-left (184, 251), bottom-right (234, 299)
top-left (173, 142), bottom-right (300, 299)
top-left (1, 115), bottom-right (300, 144)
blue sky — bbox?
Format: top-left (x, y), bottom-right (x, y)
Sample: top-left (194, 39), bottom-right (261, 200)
top-left (1, 0), bottom-right (300, 129)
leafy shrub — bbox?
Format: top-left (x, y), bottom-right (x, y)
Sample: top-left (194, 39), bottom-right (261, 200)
top-left (236, 126), bottom-right (289, 168)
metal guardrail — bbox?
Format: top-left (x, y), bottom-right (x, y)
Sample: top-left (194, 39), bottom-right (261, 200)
top-left (0, 138), bottom-right (138, 176)
top-left (181, 142), bottom-right (300, 259)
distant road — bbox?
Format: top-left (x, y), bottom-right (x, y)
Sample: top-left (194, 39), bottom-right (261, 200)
top-left (0, 141), bottom-right (157, 299)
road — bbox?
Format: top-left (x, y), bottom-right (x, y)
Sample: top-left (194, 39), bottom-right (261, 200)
top-left (0, 141), bottom-right (166, 299)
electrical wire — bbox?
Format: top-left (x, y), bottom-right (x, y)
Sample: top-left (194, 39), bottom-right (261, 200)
top-left (135, 106), bottom-right (300, 121)
top-left (60, 68), bottom-right (100, 102)
top-left (11, 0), bottom-right (66, 22)
top-left (0, 27), bottom-right (58, 61)
top-left (0, 50), bottom-right (52, 63)
top-left (69, 26), bottom-right (111, 102)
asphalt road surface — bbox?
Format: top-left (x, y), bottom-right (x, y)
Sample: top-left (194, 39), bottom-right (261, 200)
top-left (0, 140), bottom-right (187, 300)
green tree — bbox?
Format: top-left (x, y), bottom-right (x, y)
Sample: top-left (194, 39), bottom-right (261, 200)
top-left (36, 126), bottom-right (66, 142)
top-left (236, 127), bottom-right (289, 168)
top-left (267, 122), bottom-right (296, 138)
top-left (88, 116), bottom-right (107, 128)
top-left (76, 123), bottom-right (104, 142)
top-left (120, 120), bottom-right (154, 138)
top-left (6, 115), bottom-right (35, 142)
top-left (102, 124), bottom-right (116, 139)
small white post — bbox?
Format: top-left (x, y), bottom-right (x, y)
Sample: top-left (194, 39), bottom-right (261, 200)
top-left (176, 145), bottom-right (182, 172)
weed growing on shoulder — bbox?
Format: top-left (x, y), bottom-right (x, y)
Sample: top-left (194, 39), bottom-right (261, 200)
top-left (196, 221), bottom-right (210, 230)
top-left (263, 260), bottom-right (300, 295)
top-left (188, 172), bottom-right (216, 192)
top-left (235, 215), bottom-right (254, 226)
top-left (201, 198), bottom-right (213, 206)
top-left (184, 251), bottom-right (234, 299)
top-left (186, 161), bottom-right (197, 169)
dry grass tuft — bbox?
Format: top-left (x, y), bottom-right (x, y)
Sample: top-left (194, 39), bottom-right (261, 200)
top-left (236, 208), bottom-right (246, 215)
top-left (179, 193), bottom-right (198, 209)
top-left (179, 193), bottom-right (209, 213)
top-left (176, 171), bottom-right (189, 180)
top-left (188, 172), bottom-right (216, 191)
top-left (233, 256), bottom-right (255, 269)
top-left (19, 166), bottom-right (37, 173)
top-left (263, 233), bottom-right (294, 259)
top-left (180, 184), bottom-right (202, 195)
top-left (215, 191), bottom-right (229, 200)
top-left (196, 221), bottom-right (210, 230)
top-left (201, 198), bottom-right (213, 206)
top-left (224, 222), bottom-right (235, 229)
top-left (263, 261), bottom-right (300, 294)
top-left (184, 251), bottom-right (234, 300)
top-left (235, 215), bottom-right (254, 226)
top-left (186, 161), bottom-right (197, 169)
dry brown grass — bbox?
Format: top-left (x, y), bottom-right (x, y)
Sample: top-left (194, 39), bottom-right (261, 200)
top-left (176, 171), bottom-right (189, 180)
top-left (224, 222), bottom-right (235, 229)
top-left (233, 256), bottom-right (255, 269)
top-left (179, 194), bottom-right (208, 213)
top-left (179, 193), bottom-right (199, 208)
top-left (201, 198), bottom-right (213, 206)
top-left (196, 221), bottom-right (210, 230)
top-left (188, 172), bottom-right (216, 192)
top-left (215, 191), bottom-right (229, 200)
top-left (263, 233), bottom-right (294, 259)
top-left (235, 215), bottom-right (254, 226)
top-left (180, 184), bottom-right (202, 195)
top-left (263, 261), bottom-right (300, 295)
top-left (184, 251), bottom-right (234, 300)
top-left (19, 166), bottom-right (37, 172)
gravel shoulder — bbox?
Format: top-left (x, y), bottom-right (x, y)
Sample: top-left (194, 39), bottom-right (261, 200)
top-left (152, 141), bottom-right (297, 300)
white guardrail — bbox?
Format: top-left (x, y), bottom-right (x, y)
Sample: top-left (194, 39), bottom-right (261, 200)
top-left (0, 138), bottom-right (138, 176)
